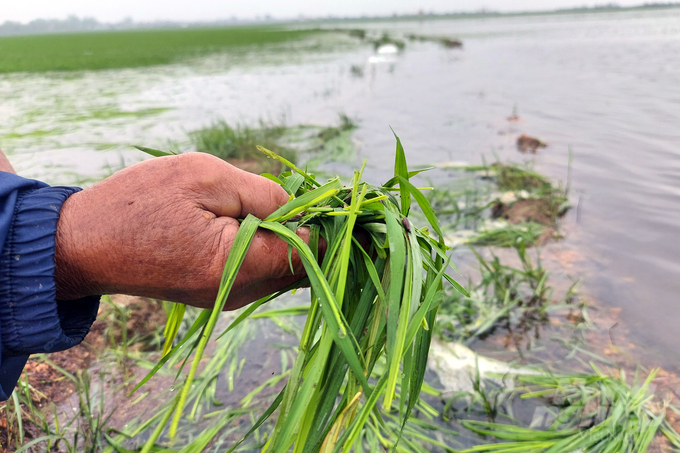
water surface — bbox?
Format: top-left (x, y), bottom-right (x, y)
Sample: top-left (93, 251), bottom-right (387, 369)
top-left (3, 7), bottom-right (680, 376)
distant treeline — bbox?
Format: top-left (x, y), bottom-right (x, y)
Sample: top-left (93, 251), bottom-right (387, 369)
top-left (557, 1), bottom-right (680, 11)
top-left (2, 3), bottom-right (680, 37)
top-left (0, 15), bottom-right (244, 37)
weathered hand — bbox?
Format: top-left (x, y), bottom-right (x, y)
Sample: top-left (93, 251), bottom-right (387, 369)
top-left (55, 152), bottom-right (312, 310)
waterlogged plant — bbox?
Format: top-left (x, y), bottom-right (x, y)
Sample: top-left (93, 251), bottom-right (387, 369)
top-left (132, 134), bottom-right (468, 452)
top-left (460, 365), bottom-right (680, 453)
top-left (437, 243), bottom-right (565, 347)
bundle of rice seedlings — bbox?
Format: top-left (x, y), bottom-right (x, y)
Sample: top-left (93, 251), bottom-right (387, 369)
top-left (133, 133), bottom-right (467, 452)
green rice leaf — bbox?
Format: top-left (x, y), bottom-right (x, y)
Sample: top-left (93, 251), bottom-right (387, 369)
top-left (129, 309), bottom-right (211, 396)
top-left (266, 178), bottom-right (342, 222)
top-left (383, 207), bottom-right (406, 378)
top-left (392, 130), bottom-right (411, 216)
top-left (134, 145), bottom-right (177, 157)
top-left (225, 387), bottom-right (286, 453)
top-left (397, 176), bottom-right (444, 243)
top-left (257, 145), bottom-right (321, 187)
top-left (162, 303), bottom-right (186, 357)
top-left (169, 215), bottom-right (262, 438)
top-left (383, 168), bottom-right (435, 188)
top-left (260, 221), bottom-right (370, 392)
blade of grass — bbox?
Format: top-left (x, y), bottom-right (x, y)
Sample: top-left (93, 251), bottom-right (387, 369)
top-left (168, 215), bottom-right (262, 438)
top-left (392, 130), bottom-right (411, 216)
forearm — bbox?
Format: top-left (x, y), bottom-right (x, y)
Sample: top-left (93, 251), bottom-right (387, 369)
top-left (0, 147), bottom-right (17, 174)
top-left (0, 167), bottom-right (98, 400)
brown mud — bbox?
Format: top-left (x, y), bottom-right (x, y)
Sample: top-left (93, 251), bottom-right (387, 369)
top-left (492, 198), bottom-right (555, 226)
top-left (516, 134), bottom-right (547, 153)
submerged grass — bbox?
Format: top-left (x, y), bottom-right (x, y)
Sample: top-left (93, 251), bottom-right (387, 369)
top-left (190, 114), bottom-right (357, 175)
top-left (132, 134), bottom-right (466, 452)
top-left (191, 120), bottom-right (297, 174)
top-left (0, 26), bottom-right (320, 73)
top-left (407, 34), bottom-right (463, 49)
top-left (430, 241), bottom-right (680, 450)
top-left (73, 107), bottom-right (171, 122)
top-left (468, 221), bottom-right (545, 248)
top-left (430, 160), bottom-right (570, 248)
top-left (370, 33), bottom-right (406, 51)
top-left (459, 365), bottom-right (679, 453)
top-left (437, 243), bottom-right (578, 349)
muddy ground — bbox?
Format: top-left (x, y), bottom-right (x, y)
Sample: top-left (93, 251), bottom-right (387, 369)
top-left (0, 296), bottom-right (166, 452)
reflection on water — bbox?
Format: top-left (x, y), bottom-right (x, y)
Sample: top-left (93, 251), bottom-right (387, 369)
top-left (3, 7), bottom-right (680, 371)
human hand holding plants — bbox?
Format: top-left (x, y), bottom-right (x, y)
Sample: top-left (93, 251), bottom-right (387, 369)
top-left (55, 152), bottom-right (314, 308)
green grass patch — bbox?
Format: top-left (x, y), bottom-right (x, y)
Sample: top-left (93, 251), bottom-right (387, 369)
top-left (464, 162), bottom-right (554, 193)
top-left (370, 32), bottom-right (406, 50)
top-left (430, 161), bottom-right (570, 248)
top-left (469, 221), bottom-right (545, 247)
top-left (72, 107), bottom-right (171, 122)
top-left (1, 128), bottom-right (62, 139)
top-left (189, 114), bottom-right (357, 175)
top-left (438, 243), bottom-right (570, 345)
top-left (492, 163), bottom-right (554, 193)
top-left (190, 121), bottom-right (297, 174)
top-left (0, 26), bottom-right (320, 73)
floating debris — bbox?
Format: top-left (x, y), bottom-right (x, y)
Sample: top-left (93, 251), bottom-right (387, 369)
top-left (517, 134), bottom-right (547, 153)
top-left (440, 38), bottom-right (463, 48)
top-left (507, 104), bottom-right (521, 122)
top-left (428, 341), bottom-right (542, 396)
top-left (376, 43), bottom-right (400, 54)
top-left (407, 34), bottom-right (463, 49)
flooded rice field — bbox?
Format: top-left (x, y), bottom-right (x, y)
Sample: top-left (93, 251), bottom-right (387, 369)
top-left (3, 6), bottom-right (680, 450)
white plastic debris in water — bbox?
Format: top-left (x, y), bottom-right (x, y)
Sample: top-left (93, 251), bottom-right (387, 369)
top-left (434, 160), bottom-right (470, 169)
top-left (427, 340), bottom-right (543, 396)
top-left (376, 44), bottom-right (399, 54)
top-left (443, 229), bottom-right (479, 248)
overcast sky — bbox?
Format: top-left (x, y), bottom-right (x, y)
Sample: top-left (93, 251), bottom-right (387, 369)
top-left (2, 0), bottom-right (646, 23)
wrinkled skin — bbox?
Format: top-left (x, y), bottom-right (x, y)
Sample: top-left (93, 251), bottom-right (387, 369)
top-left (0, 149), bottom-right (313, 310)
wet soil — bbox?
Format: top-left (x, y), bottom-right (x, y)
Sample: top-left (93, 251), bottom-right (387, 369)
top-left (0, 296), bottom-right (166, 452)
top-left (492, 198), bottom-right (555, 226)
top-left (491, 198), bottom-right (558, 245)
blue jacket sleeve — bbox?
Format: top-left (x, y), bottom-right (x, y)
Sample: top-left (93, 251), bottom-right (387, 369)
top-left (0, 171), bottom-right (100, 400)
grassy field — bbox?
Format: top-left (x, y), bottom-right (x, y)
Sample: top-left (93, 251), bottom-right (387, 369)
top-left (0, 26), bottom-right (320, 73)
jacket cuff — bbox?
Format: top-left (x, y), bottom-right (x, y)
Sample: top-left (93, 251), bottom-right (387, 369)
top-left (0, 186), bottom-right (100, 356)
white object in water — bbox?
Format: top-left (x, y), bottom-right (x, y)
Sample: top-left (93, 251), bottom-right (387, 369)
top-left (377, 44), bottom-right (399, 54)
top-left (435, 160), bottom-right (470, 169)
top-left (428, 340), bottom-right (543, 396)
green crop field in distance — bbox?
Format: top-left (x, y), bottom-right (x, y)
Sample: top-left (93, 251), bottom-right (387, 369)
top-left (0, 26), bottom-right (320, 73)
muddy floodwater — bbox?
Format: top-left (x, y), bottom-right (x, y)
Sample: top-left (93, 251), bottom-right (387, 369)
top-left (3, 4), bottom-right (680, 436)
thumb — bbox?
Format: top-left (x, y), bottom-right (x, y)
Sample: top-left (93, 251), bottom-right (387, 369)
top-left (236, 226), bottom-right (325, 281)
top-left (195, 155), bottom-right (290, 220)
